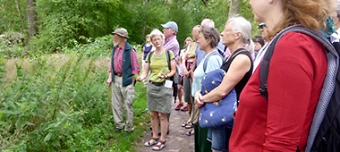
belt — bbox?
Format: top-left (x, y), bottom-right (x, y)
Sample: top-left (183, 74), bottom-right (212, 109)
top-left (114, 73), bottom-right (122, 77)
top-left (149, 80), bottom-right (164, 86)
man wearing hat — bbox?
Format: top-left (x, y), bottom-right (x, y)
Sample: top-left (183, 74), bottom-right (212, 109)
top-left (161, 21), bottom-right (180, 60)
top-left (107, 27), bottom-right (140, 133)
top-left (253, 23), bottom-right (270, 73)
top-left (161, 21), bottom-right (180, 99)
top-left (158, 21), bottom-right (180, 135)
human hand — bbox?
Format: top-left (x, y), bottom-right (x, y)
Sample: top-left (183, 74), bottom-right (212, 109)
top-left (158, 73), bottom-right (168, 79)
top-left (183, 69), bottom-right (189, 76)
top-left (194, 92), bottom-right (204, 108)
top-left (189, 71), bottom-right (194, 79)
top-left (107, 77), bottom-right (112, 87)
top-left (137, 76), bottom-right (144, 82)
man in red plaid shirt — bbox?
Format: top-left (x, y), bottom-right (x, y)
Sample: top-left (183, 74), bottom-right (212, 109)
top-left (107, 28), bottom-right (140, 134)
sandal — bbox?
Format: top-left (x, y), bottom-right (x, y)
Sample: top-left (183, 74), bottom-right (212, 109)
top-left (181, 122), bottom-right (188, 127)
top-left (144, 137), bottom-right (159, 147)
top-left (152, 140), bottom-right (166, 151)
top-left (185, 123), bottom-right (193, 129)
top-left (185, 129), bottom-right (194, 136)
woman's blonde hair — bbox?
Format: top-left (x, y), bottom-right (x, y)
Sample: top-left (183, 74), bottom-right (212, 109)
top-left (149, 29), bottom-right (165, 41)
top-left (269, 0), bottom-right (335, 39)
top-left (185, 37), bottom-right (193, 43)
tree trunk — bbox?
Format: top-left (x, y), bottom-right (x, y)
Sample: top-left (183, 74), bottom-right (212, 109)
top-left (26, 0), bottom-right (38, 39)
top-left (15, 0), bottom-right (25, 33)
top-left (228, 0), bottom-right (241, 19)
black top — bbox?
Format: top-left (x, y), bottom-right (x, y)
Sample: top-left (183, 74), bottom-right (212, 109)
top-left (220, 48), bottom-right (253, 101)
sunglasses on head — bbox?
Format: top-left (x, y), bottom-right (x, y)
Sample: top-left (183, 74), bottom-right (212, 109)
top-left (258, 23), bottom-right (266, 29)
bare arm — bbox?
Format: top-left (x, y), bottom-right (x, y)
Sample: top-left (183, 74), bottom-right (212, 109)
top-left (142, 47), bottom-right (145, 60)
top-left (168, 59), bottom-right (177, 77)
top-left (137, 63), bottom-right (150, 81)
top-left (182, 53), bottom-right (189, 75)
top-left (202, 54), bottom-right (251, 102)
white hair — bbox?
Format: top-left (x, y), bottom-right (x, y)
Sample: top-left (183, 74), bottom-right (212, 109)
top-left (201, 18), bottom-right (215, 28)
top-left (227, 16), bottom-right (254, 54)
top-left (149, 29), bottom-right (165, 41)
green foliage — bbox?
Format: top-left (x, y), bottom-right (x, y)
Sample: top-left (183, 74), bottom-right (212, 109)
top-left (168, 3), bottom-right (193, 48)
top-left (64, 35), bottom-right (112, 57)
top-left (33, 0), bottom-right (122, 52)
top-left (0, 0), bottom-right (27, 34)
top-left (188, 0), bottom-right (230, 31)
top-left (2, 0), bottom-right (256, 54)
top-left (0, 52), bottom-right (148, 151)
top-left (125, 0), bottom-right (169, 46)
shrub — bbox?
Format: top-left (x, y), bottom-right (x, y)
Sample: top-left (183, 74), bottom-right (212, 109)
top-left (0, 52), bottom-right (148, 151)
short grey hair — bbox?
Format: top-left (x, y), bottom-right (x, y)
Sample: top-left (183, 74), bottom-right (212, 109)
top-left (199, 27), bottom-right (220, 48)
top-left (227, 16), bottom-right (254, 53)
top-left (201, 18), bottom-right (215, 28)
top-left (149, 29), bottom-right (165, 41)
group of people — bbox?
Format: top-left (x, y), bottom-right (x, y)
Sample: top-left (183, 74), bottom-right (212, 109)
top-left (107, 0), bottom-right (339, 151)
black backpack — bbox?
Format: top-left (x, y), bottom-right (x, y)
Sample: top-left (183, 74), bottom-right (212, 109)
top-left (147, 50), bottom-right (174, 81)
top-left (259, 25), bottom-right (340, 152)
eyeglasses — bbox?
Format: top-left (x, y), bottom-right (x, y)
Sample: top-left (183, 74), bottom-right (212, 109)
top-left (258, 23), bottom-right (266, 29)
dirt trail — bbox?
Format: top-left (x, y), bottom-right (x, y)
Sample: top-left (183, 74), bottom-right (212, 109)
top-left (137, 100), bottom-right (194, 152)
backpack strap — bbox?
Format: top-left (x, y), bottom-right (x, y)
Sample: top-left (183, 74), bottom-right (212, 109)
top-left (148, 50), bottom-right (171, 71)
top-left (147, 51), bottom-right (154, 64)
top-left (203, 51), bottom-right (223, 73)
top-left (259, 25), bottom-right (338, 101)
top-left (165, 50), bottom-right (171, 71)
top-left (258, 25), bottom-right (340, 152)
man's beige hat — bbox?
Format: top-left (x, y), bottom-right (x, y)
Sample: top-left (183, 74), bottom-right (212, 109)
top-left (111, 28), bottom-right (129, 38)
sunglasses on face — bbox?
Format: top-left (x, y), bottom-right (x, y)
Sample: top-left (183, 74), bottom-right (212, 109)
top-left (258, 23), bottom-right (266, 29)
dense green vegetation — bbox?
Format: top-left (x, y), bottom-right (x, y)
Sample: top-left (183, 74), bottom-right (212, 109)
top-left (1, 0), bottom-right (255, 55)
top-left (0, 50), bottom-right (149, 151)
top-left (0, 0), bottom-right (254, 151)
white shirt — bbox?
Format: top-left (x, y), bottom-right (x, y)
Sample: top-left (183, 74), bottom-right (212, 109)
top-left (252, 42), bottom-right (270, 73)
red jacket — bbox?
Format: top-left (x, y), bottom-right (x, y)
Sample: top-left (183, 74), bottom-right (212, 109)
top-left (229, 32), bottom-right (327, 152)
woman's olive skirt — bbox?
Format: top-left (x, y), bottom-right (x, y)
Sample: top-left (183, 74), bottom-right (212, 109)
top-left (147, 83), bottom-right (172, 114)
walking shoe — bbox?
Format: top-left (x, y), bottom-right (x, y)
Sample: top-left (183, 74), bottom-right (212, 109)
top-left (181, 105), bottom-right (188, 111)
top-left (114, 128), bottom-right (123, 133)
top-left (125, 130), bottom-right (133, 135)
top-left (174, 103), bottom-right (183, 111)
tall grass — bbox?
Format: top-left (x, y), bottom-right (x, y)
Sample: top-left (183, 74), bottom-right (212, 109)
top-left (0, 51), bottom-right (148, 151)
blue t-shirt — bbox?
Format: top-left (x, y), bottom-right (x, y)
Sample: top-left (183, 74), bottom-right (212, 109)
top-left (192, 50), bottom-right (223, 97)
top-left (143, 44), bottom-right (153, 60)
top-left (195, 43), bottom-right (206, 67)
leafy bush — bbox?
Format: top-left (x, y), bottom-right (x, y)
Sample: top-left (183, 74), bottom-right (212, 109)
top-left (64, 35), bottom-right (112, 58)
top-left (33, 0), bottom-right (122, 52)
top-left (0, 52), bottom-right (148, 151)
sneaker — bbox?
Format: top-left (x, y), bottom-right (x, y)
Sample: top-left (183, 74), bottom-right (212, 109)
top-left (175, 103), bottom-right (183, 111)
top-left (181, 106), bottom-right (188, 111)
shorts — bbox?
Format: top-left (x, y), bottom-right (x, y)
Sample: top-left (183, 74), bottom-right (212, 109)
top-left (207, 125), bottom-right (233, 152)
top-left (178, 75), bottom-right (184, 85)
top-left (183, 76), bottom-right (192, 102)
